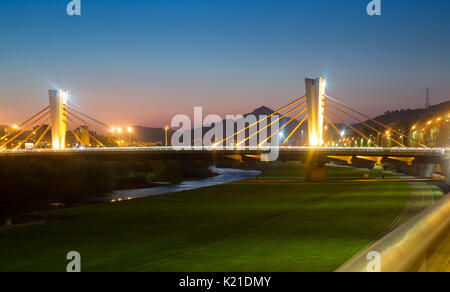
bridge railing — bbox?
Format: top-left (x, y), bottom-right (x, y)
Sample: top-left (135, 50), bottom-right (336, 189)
top-left (336, 194), bottom-right (450, 272)
top-left (0, 146), bottom-right (446, 156)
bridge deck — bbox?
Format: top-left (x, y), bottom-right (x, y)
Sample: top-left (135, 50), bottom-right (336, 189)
top-left (0, 146), bottom-right (446, 161)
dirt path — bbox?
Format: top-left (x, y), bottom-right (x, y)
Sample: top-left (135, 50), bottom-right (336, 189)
top-left (376, 182), bottom-right (441, 240)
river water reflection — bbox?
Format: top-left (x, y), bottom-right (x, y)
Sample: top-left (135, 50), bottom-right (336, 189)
top-left (108, 167), bottom-right (261, 202)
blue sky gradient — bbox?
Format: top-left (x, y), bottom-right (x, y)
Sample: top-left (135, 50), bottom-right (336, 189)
top-left (1, 0), bottom-right (449, 126)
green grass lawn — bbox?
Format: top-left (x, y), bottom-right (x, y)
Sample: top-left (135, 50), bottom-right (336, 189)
top-left (0, 162), bottom-right (412, 272)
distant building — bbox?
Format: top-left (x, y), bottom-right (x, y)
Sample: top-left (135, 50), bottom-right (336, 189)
top-left (76, 127), bottom-right (91, 146)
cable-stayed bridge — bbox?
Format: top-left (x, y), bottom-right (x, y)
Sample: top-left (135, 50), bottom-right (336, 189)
top-left (1, 77), bottom-right (449, 181)
top-left (0, 145), bottom-right (446, 163)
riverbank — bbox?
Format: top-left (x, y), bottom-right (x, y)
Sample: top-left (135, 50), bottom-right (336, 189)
top-left (0, 162), bottom-right (424, 272)
top-left (0, 158), bottom-right (216, 226)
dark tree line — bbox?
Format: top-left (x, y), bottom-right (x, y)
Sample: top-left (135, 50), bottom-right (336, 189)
top-left (0, 158), bottom-right (212, 206)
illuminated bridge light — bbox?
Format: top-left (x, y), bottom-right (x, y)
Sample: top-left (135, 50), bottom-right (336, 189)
top-left (49, 89), bottom-right (68, 150)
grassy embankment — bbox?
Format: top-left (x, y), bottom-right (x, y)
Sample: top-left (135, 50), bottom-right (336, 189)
top-left (0, 162), bottom-right (412, 272)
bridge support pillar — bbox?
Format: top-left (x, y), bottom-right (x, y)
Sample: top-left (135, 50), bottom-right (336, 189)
top-left (49, 89), bottom-right (68, 150)
top-left (305, 163), bottom-right (327, 182)
top-left (305, 77), bottom-right (325, 147)
top-left (446, 161), bottom-right (450, 186)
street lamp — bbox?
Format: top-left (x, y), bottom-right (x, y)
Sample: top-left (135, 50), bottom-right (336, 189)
top-left (165, 126), bottom-right (169, 146)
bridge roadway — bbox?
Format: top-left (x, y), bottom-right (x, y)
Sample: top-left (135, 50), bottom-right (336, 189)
top-left (0, 146), bottom-right (447, 164)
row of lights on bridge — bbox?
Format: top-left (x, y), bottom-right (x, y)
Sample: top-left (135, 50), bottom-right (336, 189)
top-left (110, 127), bottom-right (133, 134)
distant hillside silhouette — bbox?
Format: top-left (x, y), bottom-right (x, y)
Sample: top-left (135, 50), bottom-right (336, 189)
top-left (348, 100), bottom-right (450, 137)
top-left (250, 106), bottom-right (275, 117)
top-left (131, 99), bottom-right (449, 145)
top-left (364, 100), bottom-right (450, 125)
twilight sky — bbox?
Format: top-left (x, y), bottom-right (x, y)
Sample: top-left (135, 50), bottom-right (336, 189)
top-left (1, 0), bottom-right (449, 127)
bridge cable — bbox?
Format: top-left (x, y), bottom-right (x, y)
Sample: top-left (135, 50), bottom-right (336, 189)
top-left (259, 108), bottom-right (307, 147)
top-left (64, 112), bottom-right (106, 147)
top-left (323, 114), bottom-right (343, 140)
top-left (65, 110), bottom-right (116, 146)
top-left (325, 95), bottom-right (427, 148)
top-left (65, 109), bottom-right (145, 147)
top-left (236, 101), bottom-right (306, 146)
top-left (0, 106), bottom-right (50, 141)
top-left (32, 125), bottom-right (51, 149)
top-left (64, 120), bottom-right (85, 146)
top-left (66, 105), bottom-right (144, 146)
top-left (324, 101), bottom-right (405, 147)
top-left (65, 114), bottom-right (105, 147)
top-left (214, 95), bottom-right (306, 147)
top-left (66, 104), bottom-right (112, 129)
top-left (281, 114), bottom-right (309, 146)
top-left (0, 111), bottom-right (50, 149)
top-left (13, 116), bottom-right (51, 151)
top-left (324, 107), bottom-right (379, 147)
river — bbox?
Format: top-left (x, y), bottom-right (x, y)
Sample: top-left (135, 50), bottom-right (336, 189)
top-left (107, 167), bottom-right (261, 202)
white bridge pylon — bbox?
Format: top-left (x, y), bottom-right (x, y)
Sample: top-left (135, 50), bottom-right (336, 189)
top-left (305, 77), bottom-right (326, 147)
top-left (49, 89), bottom-right (68, 149)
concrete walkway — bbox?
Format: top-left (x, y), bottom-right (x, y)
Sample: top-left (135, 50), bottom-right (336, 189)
top-left (425, 193), bottom-right (450, 272)
top-left (380, 187), bottom-right (449, 272)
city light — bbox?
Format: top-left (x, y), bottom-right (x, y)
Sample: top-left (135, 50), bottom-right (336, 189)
top-left (59, 89), bottom-right (68, 104)
top-left (309, 134), bottom-right (320, 147)
top-left (164, 126), bottom-right (169, 146)
top-left (127, 127), bottom-right (133, 133)
top-left (12, 124), bottom-right (18, 130)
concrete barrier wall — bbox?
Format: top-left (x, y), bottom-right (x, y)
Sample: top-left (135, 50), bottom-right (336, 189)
top-left (336, 194), bottom-right (450, 272)
top-left (396, 163), bottom-right (436, 178)
top-left (393, 159), bottom-right (449, 187)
